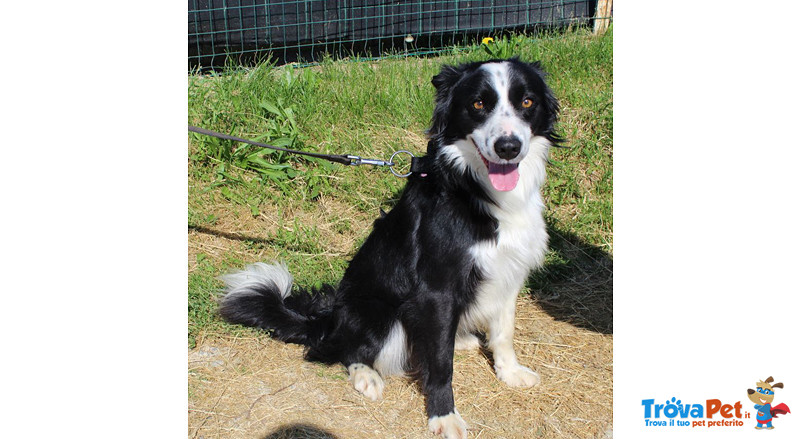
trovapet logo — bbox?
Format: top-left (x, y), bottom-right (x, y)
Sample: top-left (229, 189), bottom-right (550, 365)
top-left (641, 376), bottom-right (792, 430)
top-left (642, 397), bottom-right (746, 428)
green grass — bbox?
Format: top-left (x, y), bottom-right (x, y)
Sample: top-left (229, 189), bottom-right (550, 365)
top-left (188, 29), bottom-right (613, 346)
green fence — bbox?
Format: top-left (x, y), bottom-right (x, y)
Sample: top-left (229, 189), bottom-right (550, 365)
top-left (189, 0), bottom-right (603, 69)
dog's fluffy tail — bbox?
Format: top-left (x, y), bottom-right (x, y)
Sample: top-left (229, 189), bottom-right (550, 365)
top-left (218, 263), bottom-right (335, 346)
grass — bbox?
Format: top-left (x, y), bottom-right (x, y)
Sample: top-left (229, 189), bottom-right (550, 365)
top-left (188, 28), bottom-right (612, 348)
top-left (188, 28), bottom-right (613, 439)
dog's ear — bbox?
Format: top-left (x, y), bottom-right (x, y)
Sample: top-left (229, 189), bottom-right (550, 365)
top-left (541, 82), bottom-right (561, 143)
top-left (773, 382), bottom-right (784, 389)
top-left (431, 64), bottom-right (463, 93)
top-left (523, 61), bottom-right (561, 145)
top-left (429, 64), bottom-right (466, 140)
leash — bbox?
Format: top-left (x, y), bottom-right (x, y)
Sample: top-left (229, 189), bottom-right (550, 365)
top-left (188, 125), bottom-right (424, 178)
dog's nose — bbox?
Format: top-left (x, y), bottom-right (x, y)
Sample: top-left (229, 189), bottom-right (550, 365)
top-left (494, 136), bottom-right (522, 160)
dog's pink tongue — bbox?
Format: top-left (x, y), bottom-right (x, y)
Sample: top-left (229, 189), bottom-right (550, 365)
top-left (487, 163), bottom-right (520, 191)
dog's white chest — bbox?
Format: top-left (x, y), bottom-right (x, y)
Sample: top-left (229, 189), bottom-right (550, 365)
top-left (475, 154), bottom-right (549, 286)
top-left (461, 195), bottom-right (547, 332)
top-left (478, 196), bottom-right (547, 284)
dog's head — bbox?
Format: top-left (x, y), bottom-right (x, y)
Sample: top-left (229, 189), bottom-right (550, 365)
top-left (428, 58), bottom-right (559, 192)
top-left (748, 376), bottom-right (783, 405)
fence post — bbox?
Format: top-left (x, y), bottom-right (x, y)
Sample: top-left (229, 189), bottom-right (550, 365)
top-left (593, 0), bottom-right (613, 34)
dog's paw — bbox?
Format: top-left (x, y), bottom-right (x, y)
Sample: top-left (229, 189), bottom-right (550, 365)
top-left (428, 411), bottom-right (468, 439)
top-left (454, 333), bottom-right (481, 351)
top-left (495, 364), bottom-right (541, 388)
top-left (347, 363), bottom-right (384, 401)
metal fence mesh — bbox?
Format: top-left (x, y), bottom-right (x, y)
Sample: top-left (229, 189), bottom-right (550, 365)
top-left (189, 0), bottom-right (599, 69)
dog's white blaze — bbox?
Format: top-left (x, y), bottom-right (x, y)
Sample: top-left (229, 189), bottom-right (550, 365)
top-left (219, 262), bottom-right (293, 300)
top-left (467, 62), bottom-right (534, 164)
top-left (373, 321), bottom-right (408, 376)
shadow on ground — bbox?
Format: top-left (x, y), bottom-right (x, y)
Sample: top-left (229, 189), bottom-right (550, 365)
top-left (190, 224), bottom-right (274, 244)
top-left (262, 423), bottom-right (339, 439)
top-left (528, 220), bottom-right (613, 334)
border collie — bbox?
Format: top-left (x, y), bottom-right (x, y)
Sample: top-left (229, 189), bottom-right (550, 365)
top-left (219, 58), bottom-right (559, 438)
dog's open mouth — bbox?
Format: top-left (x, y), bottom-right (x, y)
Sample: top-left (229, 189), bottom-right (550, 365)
top-left (480, 155), bottom-right (520, 192)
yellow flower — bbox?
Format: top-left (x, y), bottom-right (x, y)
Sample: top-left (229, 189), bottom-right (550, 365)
top-left (481, 37), bottom-right (494, 45)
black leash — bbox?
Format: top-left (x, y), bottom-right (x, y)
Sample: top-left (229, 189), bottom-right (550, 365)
top-left (188, 125), bottom-right (425, 177)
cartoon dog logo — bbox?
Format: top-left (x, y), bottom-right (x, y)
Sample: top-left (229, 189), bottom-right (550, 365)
top-left (747, 376), bottom-right (791, 429)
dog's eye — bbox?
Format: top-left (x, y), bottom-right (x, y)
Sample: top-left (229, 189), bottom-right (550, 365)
top-left (472, 100), bottom-right (484, 110)
top-left (521, 98), bottom-right (533, 108)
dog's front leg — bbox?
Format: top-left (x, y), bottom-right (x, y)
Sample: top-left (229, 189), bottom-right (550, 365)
top-left (488, 293), bottom-right (541, 388)
top-left (407, 302), bottom-right (468, 439)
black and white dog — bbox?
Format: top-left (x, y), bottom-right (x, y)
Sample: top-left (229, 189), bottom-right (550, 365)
top-left (220, 58), bottom-right (559, 438)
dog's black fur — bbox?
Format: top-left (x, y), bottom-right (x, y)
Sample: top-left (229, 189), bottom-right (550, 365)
top-left (220, 58), bottom-right (559, 436)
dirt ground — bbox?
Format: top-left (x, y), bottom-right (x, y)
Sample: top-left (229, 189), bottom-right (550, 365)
top-left (188, 297), bottom-right (612, 438)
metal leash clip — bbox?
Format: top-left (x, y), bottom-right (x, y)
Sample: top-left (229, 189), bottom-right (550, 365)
top-left (346, 150), bottom-right (416, 178)
top-left (347, 155), bottom-right (392, 167)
